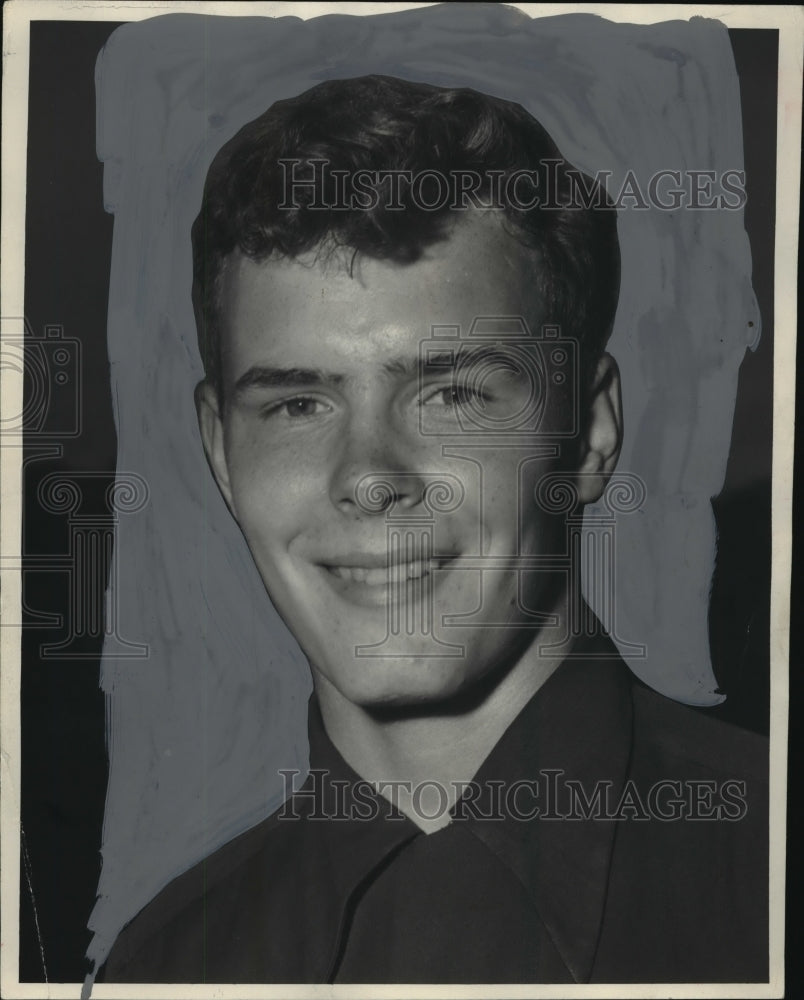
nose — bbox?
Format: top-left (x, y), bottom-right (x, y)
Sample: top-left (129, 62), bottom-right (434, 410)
top-left (328, 414), bottom-right (426, 517)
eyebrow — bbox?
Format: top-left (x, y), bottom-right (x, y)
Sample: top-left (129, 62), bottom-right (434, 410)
top-left (377, 349), bottom-right (517, 379)
top-left (232, 347), bottom-right (523, 396)
top-left (233, 366), bottom-right (346, 396)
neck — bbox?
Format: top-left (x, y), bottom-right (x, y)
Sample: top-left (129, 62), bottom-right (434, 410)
top-left (313, 589), bottom-right (571, 833)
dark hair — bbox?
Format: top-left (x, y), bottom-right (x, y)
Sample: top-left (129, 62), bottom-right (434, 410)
top-left (192, 75), bottom-right (620, 404)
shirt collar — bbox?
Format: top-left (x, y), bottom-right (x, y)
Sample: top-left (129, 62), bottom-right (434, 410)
top-left (305, 627), bottom-right (634, 984)
top-left (276, 700), bottom-right (420, 980)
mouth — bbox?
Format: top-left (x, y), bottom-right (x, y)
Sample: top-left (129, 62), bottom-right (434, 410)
top-left (318, 555), bottom-right (457, 606)
top-left (325, 559), bottom-right (442, 585)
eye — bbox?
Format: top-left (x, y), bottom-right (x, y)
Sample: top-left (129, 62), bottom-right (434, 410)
top-left (261, 396), bottom-right (332, 420)
top-left (421, 384), bottom-right (489, 409)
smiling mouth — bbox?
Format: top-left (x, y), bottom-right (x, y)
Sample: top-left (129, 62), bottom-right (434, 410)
top-left (316, 554), bottom-right (460, 610)
top-left (324, 559), bottom-right (446, 585)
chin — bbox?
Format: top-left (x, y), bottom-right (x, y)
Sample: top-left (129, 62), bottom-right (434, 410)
top-left (314, 651), bottom-right (500, 717)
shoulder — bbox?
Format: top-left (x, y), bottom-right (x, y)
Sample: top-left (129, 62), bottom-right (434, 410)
top-left (630, 680), bottom-right (768, 783)
top-left (593, 677), bottom-right (770, 982)
top-left (99, 807), bottom-right (294, 982)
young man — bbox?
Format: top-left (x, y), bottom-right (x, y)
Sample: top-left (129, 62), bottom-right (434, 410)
top-left (100, 75), bottom-right (767, 985)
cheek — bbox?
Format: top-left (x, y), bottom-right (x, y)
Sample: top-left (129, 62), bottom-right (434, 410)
top-left (470, 457), bottom-right (538, 536)
top-left (481, 453), bottom-right (568, 548)
top-left (225, 431), bottom-right (326, 542)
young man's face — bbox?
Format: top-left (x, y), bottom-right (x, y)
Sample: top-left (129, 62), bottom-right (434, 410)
top-left (198, 212), bottom-right (620, 711)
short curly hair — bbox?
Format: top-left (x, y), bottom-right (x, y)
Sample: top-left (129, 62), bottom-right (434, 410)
top-left (191, 75), bottom-right (620, 405)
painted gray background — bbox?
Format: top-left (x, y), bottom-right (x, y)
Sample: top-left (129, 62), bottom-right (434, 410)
top-left (87, 4), bottom-right (759, 973)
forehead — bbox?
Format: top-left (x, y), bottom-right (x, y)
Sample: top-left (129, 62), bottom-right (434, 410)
top-left (217, 212), bottom-right (546, 373)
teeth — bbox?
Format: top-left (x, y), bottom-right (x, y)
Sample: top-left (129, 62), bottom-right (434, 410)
top-left (327, 561), bottom-right (443, 584)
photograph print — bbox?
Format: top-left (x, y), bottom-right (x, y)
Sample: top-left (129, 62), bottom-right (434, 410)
top-left (2, 2), bottom-right (799, 996)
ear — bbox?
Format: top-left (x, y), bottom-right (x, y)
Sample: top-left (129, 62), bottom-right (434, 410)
top-left (574, 353), bottom-right (623, 504)
top-left (195, 380), bottom-right (236, 514)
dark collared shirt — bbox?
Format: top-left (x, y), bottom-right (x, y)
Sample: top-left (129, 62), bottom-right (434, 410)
top-left (100, 631), bottom-right (768, 984)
